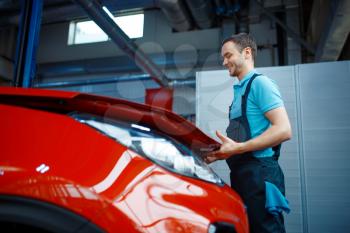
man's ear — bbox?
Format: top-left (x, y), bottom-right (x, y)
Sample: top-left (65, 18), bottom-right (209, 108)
top-left (244, 47), bottom-right (252, 60)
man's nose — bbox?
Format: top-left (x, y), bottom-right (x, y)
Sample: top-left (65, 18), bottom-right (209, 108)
top-left (222, 59), bottom-right (227, 67)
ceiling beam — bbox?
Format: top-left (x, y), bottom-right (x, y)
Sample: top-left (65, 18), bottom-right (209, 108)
top-left (313, 0), bottom-right (350, 61)
top-left (73, 0), bottom-right (169, 87)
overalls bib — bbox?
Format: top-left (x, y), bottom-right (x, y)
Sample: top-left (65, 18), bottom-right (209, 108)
top-left (226, 74), bottom-right (286, 233)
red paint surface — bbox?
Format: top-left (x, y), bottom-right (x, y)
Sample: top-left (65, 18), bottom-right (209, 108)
top-left (0, 88), bottom-right (248, 233)
top-left (145, 87), bottom-right (174, 111)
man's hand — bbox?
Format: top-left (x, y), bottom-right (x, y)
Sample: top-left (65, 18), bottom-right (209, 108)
top-left (204, 130), bottom-right (245, 164)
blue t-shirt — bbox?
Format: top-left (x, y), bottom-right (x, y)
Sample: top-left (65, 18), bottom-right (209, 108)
top-left (229, 70), bottom-right (284, 157)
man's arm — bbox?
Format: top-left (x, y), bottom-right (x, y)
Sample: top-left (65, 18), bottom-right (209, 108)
top-left (205, 106), bottom-right (292, 163)
top-left (242, 106), bottom-right (292, 151)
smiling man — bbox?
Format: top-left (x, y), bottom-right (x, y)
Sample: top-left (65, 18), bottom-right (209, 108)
top-left (205, 33), bottom-right (292, 233)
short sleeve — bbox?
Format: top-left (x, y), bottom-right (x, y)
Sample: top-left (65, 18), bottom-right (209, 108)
top-left (250, 76), bottom-right (284, 113)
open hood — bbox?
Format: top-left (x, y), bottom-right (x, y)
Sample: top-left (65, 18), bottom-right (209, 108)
top-left (0, 87), bottom-right (220, 156)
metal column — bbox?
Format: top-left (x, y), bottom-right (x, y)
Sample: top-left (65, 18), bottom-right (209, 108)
top-left (13, 0), bottom-right (43, 88)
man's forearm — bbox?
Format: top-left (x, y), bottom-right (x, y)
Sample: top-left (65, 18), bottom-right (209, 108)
top-left (240, 124), bottom-right (291, 154)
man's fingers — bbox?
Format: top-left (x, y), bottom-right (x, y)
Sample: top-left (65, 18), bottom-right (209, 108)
top-left (216, 130), bottom-right (228, 142)
top-left (204, 155), bottom-right (217, 164)
top-left (204, 150), bottom-right (217, 162)
top-left (206, 150), bottom-right (217, 157)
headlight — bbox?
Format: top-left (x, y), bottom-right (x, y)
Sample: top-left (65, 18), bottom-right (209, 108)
top-left (72, 113), bottom-right (223, 185)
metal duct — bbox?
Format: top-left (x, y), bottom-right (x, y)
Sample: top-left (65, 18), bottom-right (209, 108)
top-left (155, 0), bottom-right (192, 31)
top-left (37, 49), bottom-right (221, 79)
top-left (35, 73), bottom-right (151, 88)
top-left (169, 79), bottom-right (195, 87)
top-left (73, 0), bottom-right (169, 87)
top-left (186, 0), bottom-right (214, 29)
top-left (34, 73), bottom-right (195, 88)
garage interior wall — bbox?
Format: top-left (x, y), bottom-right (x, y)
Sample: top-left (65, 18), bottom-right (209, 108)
top-left (32, 7), bottom-right (300, 118)
top-left (36, 9), bottom-right (288, 64)
top-left (196, 61), bottom-right (350, 233)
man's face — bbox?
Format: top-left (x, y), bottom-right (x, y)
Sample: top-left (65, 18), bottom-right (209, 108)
top-left (221, 41), bottom-right (245, 77)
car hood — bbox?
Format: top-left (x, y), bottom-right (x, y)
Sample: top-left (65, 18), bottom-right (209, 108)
top-left (0, 87), bottom-right (220, 156)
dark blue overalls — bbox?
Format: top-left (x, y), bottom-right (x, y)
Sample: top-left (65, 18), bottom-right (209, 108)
top-left (226, 74), bottom-right (286, 233)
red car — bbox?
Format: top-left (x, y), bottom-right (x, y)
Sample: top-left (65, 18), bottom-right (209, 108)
top-left (0, 87), bottom-right (248, 233)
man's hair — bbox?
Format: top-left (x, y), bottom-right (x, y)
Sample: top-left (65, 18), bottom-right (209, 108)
top-left (221, 33), bottom-right (257, 62)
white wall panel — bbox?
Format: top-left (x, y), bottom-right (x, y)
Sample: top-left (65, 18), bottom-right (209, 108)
top-left (297, 61), bottom-right (350, 233)
top-left (197, 61), bottom-right (350, 233)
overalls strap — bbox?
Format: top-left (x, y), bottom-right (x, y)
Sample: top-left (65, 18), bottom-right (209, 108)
top-left (243, 73), bottom-right (282, 160)
top-left (241, 73), bottom-right (261, 117)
